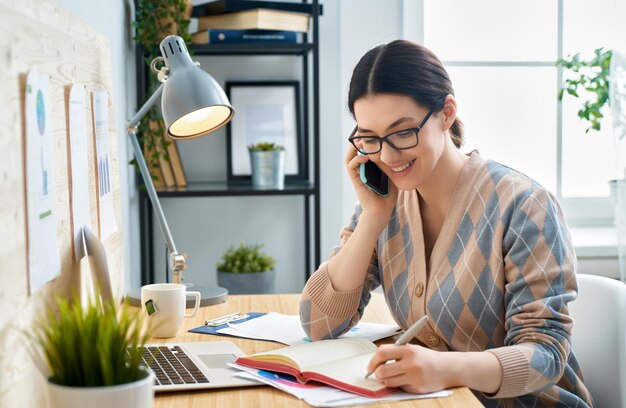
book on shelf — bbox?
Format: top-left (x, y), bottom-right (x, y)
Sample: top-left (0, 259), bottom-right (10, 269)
top-left (234, 338), bottom-right (396, 398)
top-left (192, 0), bottom-right (316, 17)
top-left (191, 28), bottom-right (297, 44)
top-left (143, 137), bottom-right (165, 189)
top-left (163, 134), bottom-right (187, 187)
top-left (196, 8), bottom-right (309, 33)
top-left (151, 122), bottom-right (176, 188)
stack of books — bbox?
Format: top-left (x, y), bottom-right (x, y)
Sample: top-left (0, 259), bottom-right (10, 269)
top-left (145, 121), bottom-right (187, 189)
top-left (190, 0), bottom-right (316, 45)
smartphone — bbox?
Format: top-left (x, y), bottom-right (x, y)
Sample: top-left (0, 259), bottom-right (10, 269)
top-left (358, 152), bottom-right (390, 197)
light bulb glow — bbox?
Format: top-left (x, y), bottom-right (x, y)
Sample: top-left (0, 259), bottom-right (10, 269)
top-left (168, 106), bottom-right (233, 139)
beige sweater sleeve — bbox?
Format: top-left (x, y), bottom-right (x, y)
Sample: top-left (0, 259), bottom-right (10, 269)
top-left (299, 207), bottom-right (381, 341)
top-left (299, 264), bottom-right (364, 341)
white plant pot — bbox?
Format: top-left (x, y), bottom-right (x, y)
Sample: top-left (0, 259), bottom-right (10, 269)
top-left (47, 369), bottom-right (154, 408)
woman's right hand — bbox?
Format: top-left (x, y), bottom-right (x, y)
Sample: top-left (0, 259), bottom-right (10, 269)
top-left (345, 145), bottom-right (398, 228)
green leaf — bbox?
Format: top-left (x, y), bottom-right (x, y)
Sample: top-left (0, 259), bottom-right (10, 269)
top-left (566, 88), bottom-right (579, 98)
top-left (130, 0), bottom-right (193, 169)
top-left (558, 48), bottom-right (612, 134)
top-left (248, 142), bottom-right (286, 151)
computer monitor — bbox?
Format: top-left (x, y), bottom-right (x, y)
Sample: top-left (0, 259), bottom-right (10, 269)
top-left (81, 225), bottom-right (113, 303)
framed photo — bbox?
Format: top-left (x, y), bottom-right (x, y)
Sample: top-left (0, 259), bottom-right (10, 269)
top-left (226, 81), bottom-right (304, 182)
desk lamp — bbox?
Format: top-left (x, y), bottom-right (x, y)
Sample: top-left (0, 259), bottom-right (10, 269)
top-left (127, 35), bottom-right (233, 306)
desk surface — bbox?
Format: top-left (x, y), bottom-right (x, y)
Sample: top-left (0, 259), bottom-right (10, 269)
top-left (150, 293), bottom-right (484, 408)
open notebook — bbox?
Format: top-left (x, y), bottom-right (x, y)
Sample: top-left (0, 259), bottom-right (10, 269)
top-left (235, 337), bottom-right (396, 398)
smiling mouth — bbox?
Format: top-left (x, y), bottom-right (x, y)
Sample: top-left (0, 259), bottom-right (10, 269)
top-left (389, 159), bottom-right (416, 173)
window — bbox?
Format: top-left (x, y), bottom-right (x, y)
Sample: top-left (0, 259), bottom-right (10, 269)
top-left (409, 0), bottom-right (618, 225)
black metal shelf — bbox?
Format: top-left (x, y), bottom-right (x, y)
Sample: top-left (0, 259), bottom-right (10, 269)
top-left (190, 43), bottom-right (313, 56)
top-left (156, 180), bottom-right (315, 197)
top-left (137, 0), bottom-right (321, 286)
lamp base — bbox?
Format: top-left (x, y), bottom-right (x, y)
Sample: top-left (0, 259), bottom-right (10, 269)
top-left (126, 284), bottom-right (228, 308)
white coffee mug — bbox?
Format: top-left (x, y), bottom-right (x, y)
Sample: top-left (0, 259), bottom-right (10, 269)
top-left (141, 283), bottom-right (201, 338)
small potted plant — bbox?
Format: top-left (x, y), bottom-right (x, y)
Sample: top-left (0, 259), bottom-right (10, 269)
top-left (557, 47), bottom-right (612, 134)
top-left (216, 242), bottom-right (276, 294)
top-left (33, 295), bottom-right (153, 408)
top-left (558, 48), bottom-right (626, 200)
top-left (248, 142), bottom-right (286, 189)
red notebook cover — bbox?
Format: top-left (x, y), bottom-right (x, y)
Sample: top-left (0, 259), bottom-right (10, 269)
top-left (235, 357), bottom-right (397, 398)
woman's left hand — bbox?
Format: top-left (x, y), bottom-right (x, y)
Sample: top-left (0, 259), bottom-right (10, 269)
top-left (367, 344), bottom-right (455, 394)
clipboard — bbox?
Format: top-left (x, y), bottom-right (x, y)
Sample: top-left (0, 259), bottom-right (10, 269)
top-left (188, 312), bottom-right (266, 336)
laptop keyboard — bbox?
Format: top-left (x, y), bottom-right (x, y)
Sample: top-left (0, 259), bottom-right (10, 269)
top-left (128, 345), bottom-right (210, 386)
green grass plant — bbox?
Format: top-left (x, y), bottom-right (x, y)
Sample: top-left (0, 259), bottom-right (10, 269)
top-left (34, 295), bottom-right (149, 387)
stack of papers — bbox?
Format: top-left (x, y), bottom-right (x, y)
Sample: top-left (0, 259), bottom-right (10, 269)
top-left (229, 363), bottom-right (452, 407)
top-left (216, 312), bottom-right (401, 345)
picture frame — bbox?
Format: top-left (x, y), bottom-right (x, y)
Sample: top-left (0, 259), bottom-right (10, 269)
top-left (226, 81), bottom-right (304, 182)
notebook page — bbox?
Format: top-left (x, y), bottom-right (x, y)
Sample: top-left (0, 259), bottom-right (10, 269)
top-left (251, 338), bottom-right (377, 371)
top-left (310, 352), bottom-right (386, 392)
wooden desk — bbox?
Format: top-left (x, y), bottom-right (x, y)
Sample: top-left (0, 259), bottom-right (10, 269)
top-left (151, 293), bottom-right (484, 407)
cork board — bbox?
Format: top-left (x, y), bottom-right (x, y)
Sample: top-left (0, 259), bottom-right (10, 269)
top-left (0, 0), bottom-right (124, 405)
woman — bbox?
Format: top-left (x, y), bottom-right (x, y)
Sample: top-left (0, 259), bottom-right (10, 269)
top-left (299, 40), bottom-right (593, 407)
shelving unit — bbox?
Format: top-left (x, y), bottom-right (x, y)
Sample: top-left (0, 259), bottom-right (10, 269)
top-left (136, 0), bottom-right (322, 288)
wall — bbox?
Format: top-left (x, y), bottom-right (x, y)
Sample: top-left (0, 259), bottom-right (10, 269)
top-left (336, 0), bottom-right (404, 241)
top-left (54, 0), bottom-right (139, 293)
top-left (0, 0), bottom-right (126, 406)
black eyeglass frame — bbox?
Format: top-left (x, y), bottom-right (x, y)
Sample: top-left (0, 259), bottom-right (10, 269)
top-left (348, 110), bottom-right (434, 155)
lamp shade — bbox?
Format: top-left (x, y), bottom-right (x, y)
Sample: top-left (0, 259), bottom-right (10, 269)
top-left (159, 36), bottom-right (234, 140)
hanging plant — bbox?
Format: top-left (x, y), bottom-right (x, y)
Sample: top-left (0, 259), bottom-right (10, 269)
top-left (132, 0), bottom-right (192, 182)
top-left (557, 48), bottom-right (612, 133)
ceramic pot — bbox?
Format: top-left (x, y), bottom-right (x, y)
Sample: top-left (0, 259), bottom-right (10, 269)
top-left (217, 269), bottom-right (276, 294)
top-left (47, 369), bottom-right (154, 408)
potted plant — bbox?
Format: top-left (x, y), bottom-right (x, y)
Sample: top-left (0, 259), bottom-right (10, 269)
top-left (248, 142), bottom-right (286, 189)
top-left (33, 295), bottom-right (153, 408)
top-left (558, 47), bottom-right (612, 133)
top-left (558, 48), bottom-right (626, 197)
top-left (216, 242), bottom-right (276, 294)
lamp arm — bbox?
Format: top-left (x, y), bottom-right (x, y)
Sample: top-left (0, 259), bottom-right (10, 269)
top-left (129, 83), bottom-right (164, 129)
top-left (128, 83), bottom-right (186, 283)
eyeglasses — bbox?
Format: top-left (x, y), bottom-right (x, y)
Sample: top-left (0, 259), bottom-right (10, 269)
top-left (348, 110), bottom-right (433, 155)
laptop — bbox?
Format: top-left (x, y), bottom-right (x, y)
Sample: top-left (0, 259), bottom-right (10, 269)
top-left (81, 226), bottom-right (261, 391)
top-left (130, 341), bottom-right (261, 391)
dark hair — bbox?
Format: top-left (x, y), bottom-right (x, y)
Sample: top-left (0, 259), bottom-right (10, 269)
top-left (348, 40), bottom-right (464, 148)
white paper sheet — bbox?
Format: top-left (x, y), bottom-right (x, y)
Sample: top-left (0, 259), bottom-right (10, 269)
top-left (218, 312), bottom-right (401, 345)
top-left (92, 90), bottom-right (117, 240)
top-left (25, 70), bottom-right (61, 293)
top-left (69, 84), bottom-right (92, 261)
top-left (230, 363), bottom-right (452, 407)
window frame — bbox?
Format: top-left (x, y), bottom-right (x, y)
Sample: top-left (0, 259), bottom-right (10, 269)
top-left (403, 0), bottom-right (614, 227)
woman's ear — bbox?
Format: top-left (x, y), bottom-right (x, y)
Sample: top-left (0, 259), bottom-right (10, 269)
top-left (441, 94), bottom-right (457, 131)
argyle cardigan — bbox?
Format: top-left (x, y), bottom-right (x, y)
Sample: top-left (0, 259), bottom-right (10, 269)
top-left (300, 152), bottom-right (593, 407)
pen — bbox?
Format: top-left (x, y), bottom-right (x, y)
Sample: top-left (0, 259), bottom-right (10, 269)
top-left (365, 315), bottom-right (429, 379)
